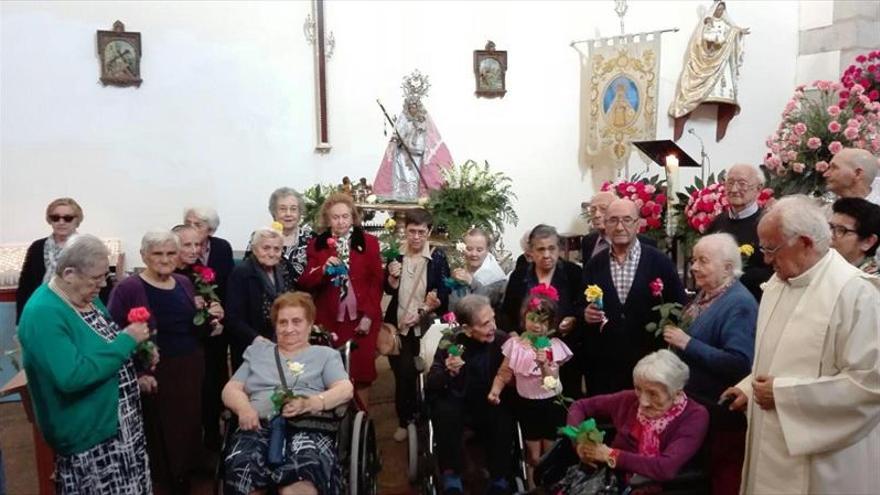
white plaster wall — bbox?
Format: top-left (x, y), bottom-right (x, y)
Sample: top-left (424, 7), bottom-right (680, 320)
top-left (1, 0), bottom-right (800, 262)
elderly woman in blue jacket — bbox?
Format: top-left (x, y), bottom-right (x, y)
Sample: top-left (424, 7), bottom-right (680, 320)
top-left (662, 233), bottom-right (757, 495)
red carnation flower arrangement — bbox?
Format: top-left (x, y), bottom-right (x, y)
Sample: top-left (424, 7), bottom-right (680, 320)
top-left (600, 174), bottom-right (668, 244)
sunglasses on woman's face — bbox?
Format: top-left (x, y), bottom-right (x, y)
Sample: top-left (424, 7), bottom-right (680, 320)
top-left (49, 214), bottom-right (76, 223)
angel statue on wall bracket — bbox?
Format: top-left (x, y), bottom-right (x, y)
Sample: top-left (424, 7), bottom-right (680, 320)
top-left (374, 70), bottom-right (454, 203)
top-left (669, 0), bottom-right (749, 142)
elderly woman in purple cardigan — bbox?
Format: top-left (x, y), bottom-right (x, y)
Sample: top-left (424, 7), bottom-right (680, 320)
top-left (108, 230), bottom-right (224, 493)
top-left (566, 350), bottom-right (708, 486)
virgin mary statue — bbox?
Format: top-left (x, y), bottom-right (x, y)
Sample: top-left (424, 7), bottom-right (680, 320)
top-left (374, 70), bottom-right (453, 203)
top-left (669, 1), bottom-right (749, 141)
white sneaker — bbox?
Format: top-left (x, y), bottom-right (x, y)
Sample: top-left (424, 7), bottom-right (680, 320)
top-left (393, 426), bottom-right (408, 442)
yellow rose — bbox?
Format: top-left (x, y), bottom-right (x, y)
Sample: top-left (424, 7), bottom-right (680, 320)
top-left (584, 285), bottom-right (604, 302)
top-left (739, 244), bottom-right (754, 257)
top-left (384, 218), bottom-right (397, 231)
top-left (270, 221), bottom-right (284, 233)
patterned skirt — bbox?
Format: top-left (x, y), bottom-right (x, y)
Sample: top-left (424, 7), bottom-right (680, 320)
top-left (55, 310), bottom-right (151, 494)
top-left (224, 424), bottom-right (343, 495)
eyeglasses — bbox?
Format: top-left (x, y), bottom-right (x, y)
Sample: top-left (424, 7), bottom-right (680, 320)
top-left (724, 179), bottom-right (755, 190)
top-left (759, 237), bottom-right (794, 256)
top-left (49, 214), bottom-right (76, 223)
top-left (829, 223), bottom-right (858, 238)
top-left (277, 206), bottom-right (299, 213)
top-left (605, 217), bottom-right (638, 227)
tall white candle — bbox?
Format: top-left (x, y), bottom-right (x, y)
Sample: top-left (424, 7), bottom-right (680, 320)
top-left (665, 154), bottom-right (679, 238)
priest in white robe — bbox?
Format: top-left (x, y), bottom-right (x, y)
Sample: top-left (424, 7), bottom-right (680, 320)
top-left (722, 195), bottom-right (880, 495)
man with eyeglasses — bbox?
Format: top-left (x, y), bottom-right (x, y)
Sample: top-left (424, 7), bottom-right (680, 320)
top-left (707, 163), bottom-right (772, 301)
top-left (720, 195), bottom-right (880, 494)
top-left (582, 199), bottom-right (686, 396)
top-left (829, 197), bottom-right (880, 274)
top-left (822, 148), bottom-right (880, 205)
top-left (581, 191), bottom-right (656, 263)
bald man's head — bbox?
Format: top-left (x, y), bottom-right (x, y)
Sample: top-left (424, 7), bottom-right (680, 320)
top-left (606, 199), bottom-right (640, 250)
top-left (824, 148), bottom-right (879, 197)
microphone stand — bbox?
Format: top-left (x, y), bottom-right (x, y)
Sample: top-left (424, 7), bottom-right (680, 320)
top-left (688, 128), bottom-right (710, 182)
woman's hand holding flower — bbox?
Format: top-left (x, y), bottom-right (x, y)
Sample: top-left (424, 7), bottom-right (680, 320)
top-left (281, 396), bottom-right (321, 417)
top-left (445, 355), bottom-right (464, 376)
top-left (663, 325), bottom-right (690, 349)
top-left (387, 260), bottom-right (402, 279)
top-left (207, 301), bottom-right (224, 320)
top-left (576, 441), bottom-right (611, 466)
top-left (194, 295), bottom-right (206, 310)
top-left (451, 268), bottom-right (472, 285)
top-left (324, 256), bottom-right (342, 271)
top-left (238, 405), bottom-right (261, 431)
top-left (138, 375), bottom-right (158, 394)
top-left (124, 322), bottom-right (152, 344)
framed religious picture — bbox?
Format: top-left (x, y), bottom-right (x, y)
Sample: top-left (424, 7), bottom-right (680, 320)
top-left (97, 20), bottom-right (142, 87)
top-left (473, 41), bottom-right (507, 98)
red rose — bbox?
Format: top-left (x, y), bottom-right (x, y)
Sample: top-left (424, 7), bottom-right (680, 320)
top-left (841, 91), bottom-right (851, 99)
top-left (646, 216), bottom-right (661, 229)
top-left (327, 237), bottom-right (338, 249)
top-left (128, 306), bottom-right (151, 323)
top-left (655, 193), bottom-right (667, 205)
top-left (649, 278), bottom-right (664, 298)
top-left (199, 267), bottom-right (216, 284)
top-left (856, 55), bottom-right (867, 64)
top-left (869, 90), bottom-right (880, 101)
top-left (529, 283), bottom-right (560, 302)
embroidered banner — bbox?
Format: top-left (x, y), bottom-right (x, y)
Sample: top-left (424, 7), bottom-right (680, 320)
top-left (578, 32), bottom-right (662, 186)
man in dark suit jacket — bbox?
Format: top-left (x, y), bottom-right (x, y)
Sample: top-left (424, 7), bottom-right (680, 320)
top-left (582, 199), bottom-right (686, 396)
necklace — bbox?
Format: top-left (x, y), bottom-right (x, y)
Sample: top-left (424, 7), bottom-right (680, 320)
top-left (48, 278), bottom-right (93, 313)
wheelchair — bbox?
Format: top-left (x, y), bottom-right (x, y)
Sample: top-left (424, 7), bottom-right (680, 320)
top-left (533, 426), bottom-right (709, 495)
top-left (216, 332), bottom-right (381, 495)
top-left (406, 322), bottom-right (528, 494)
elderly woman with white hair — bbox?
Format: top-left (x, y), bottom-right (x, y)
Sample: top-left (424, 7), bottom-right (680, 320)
top-left (227, 227), bottom-right (291, 370)
top-left (661, 233), bottom-right (757, 495)
top-left (108, 230), bottom-right (224, 493)
top-left (184, 206), bottom-right (234, 299)
top-left (244, 187), bottom-right (314, 288)
top-left (565, 350), bottom-right (709, 485)
top-left (18, 235), bottom-right (153, 494)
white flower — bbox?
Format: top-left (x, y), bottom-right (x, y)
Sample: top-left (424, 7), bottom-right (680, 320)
top-left (455, 241), bottom-right (467, 253)
top-left (287, 361), bottom-right (305, 376)
top-left (542, 375), bottom-right (560, 392)
top-left (366, 194), bottom-right (377, 204)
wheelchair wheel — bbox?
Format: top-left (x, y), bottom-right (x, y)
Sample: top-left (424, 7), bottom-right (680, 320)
top-left (349, 411), bottom-right (379, 495)
top-left (407, 422), bottom-right (419, 483)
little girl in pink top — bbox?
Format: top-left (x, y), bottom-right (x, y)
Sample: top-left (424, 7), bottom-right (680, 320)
top-left (487, 284), bottom-right (572, 486)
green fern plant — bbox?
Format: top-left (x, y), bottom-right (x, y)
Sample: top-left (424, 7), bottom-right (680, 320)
top-left (426, 160), bottom-right (518, 240)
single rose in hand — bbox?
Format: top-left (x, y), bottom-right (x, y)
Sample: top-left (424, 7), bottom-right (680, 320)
top-left (199, 266), bottom-right (216, 284)
top-left (127, 306), bottom-right (151, 323)
top-left (327, 237), bottom-right (338, 249)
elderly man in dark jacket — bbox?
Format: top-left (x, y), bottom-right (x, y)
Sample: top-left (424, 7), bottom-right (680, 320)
top-left (583, 199), bottom-right (686, 396)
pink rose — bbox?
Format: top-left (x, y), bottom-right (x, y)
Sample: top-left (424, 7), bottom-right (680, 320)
top-left (872, 139), bottom-right (880, 152)
top-left (442, 312), bottom-right (457, 324)
top-left (829, 141), bottom-right (844, 154)
top-left (794, 122), bottom-right (807, 135)
top-left (786, 150), bottom-right (799, 161)
top-left (847, 118), bottom-right (860, 128)
top-left (827, 105), bottom-right (841, 117)
top-left (326, 237), bottom-right (337, 249)
top-left (198, 266), bottom-right (216, 284)
top-left (828, 121), bottom-right (842, 133)
top-left (128, 307), bottom-right (152, 324)
top-left (792, 162), bottom-right (805, 173)
top-left (844, 126), bottom-right (860, 140)
top-left (860, 95), bottom-right (872, 106)
top-left (815, 160), bottom-right (829, 172)
top-left (815, 80), bottom-right (831, 92)
top-left (649, 278), bottom-right (664, 298)
top-left (852, 84), bottom-right (866, 94)
top-left (807, 137), bottom-right (822, 150)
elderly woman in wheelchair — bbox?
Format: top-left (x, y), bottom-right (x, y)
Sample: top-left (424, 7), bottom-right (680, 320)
top-left (540, 350), bottom-right (709, 493)
top-left (221, 291), bottom-right (354, 495)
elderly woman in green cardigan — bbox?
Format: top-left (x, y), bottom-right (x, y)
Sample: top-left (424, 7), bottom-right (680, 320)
top-left (18, 235), bottom-right (153, 494)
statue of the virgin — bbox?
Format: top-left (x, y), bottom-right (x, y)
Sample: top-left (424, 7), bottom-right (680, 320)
top-left (374, 70), bottom-right (453, 203)
top-left (669, 1), bottom-right (749, 141)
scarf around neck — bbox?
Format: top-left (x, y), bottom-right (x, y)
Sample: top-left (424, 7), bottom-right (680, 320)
top-left (635, 392), bottom-right (688, 457)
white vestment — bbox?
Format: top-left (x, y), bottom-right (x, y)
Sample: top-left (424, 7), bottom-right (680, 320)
top-left (738, 250), bottom-right (880, 494)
